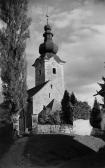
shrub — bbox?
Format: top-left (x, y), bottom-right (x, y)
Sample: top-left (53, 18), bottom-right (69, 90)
top-left (38, 107), bottom-right (61, 125)
top-left (73, 101), bottom-right (91, 120)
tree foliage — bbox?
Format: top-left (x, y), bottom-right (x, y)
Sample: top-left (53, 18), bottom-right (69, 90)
top-left (90, 98), bottom-right (102, 129)
top-left (38, 107), bottom-right (61, 125)
top-left (73, 101), bottom-right (91, 120)
top-left (70, 92), bottom-right (77, 105)
top-left (61, 90), bottom-right (73, 125)
top-left (0, 0), bottom-right (31, 114)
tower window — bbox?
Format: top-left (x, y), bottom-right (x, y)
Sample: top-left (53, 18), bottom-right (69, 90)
top-left (49, 93), bottom-right (50, 98)
top-left (39, 70), bottom-right (41, 75)
top-left (53, 68), bottom-right (56, 74)
top-left (51, 84), bottom-right (53, 89)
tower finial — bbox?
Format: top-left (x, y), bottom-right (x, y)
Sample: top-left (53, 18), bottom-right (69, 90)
top-left (46, 7), bottom-right (49, 25)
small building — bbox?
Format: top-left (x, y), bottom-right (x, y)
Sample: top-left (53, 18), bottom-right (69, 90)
top-left (27, 22), bottom-right (65, 130)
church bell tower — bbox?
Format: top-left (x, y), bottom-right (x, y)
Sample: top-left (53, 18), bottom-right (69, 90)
top-left (32, 18), bottom-right (65, 102)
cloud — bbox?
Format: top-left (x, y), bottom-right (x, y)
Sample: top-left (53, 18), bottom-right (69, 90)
top-left (26, 0), bottom-right (105, 106)
top-left (68, 26), bottom-right (100, 42)
top-left (75, 83), bottom-right (103, 106)
top-left (51, 8), bottom-right (92, 29)
top-left (48, 6), bottom-right (105, 44)
top-left (26, 30), bottom-right (42, 56)
top-left (92, 25), bottom-right (105, 34)
top-left (28, 4), bottom-right (55, 24)
top-left (57, 24), bottom-right (105, 105)
top-left (94, 0), bottom-right (105, 3)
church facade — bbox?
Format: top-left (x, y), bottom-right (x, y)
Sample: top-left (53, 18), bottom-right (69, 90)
top-left (27, 22), bottom-right (65, 130)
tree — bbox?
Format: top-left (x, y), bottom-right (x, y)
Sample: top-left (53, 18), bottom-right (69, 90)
top-left (61, 90), bottom-right (73, 125)
top-left (73, 101), bottom-right (91, 120)
top-left (94, 77), bottom-right (105, 108)
top-left (90, 98), bottom-right (102, 129)
top-left (0, 0), bottom-right (31, 115)
top-left (38, 107), bottom-right (61, 125)
top-left (70, 92), bottom-right (77, 105)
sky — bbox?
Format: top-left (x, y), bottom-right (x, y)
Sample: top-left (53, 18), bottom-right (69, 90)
top-left (26, 0), bottom-right (105, 106)
top-left (0, 0), bottom-right (105, 106)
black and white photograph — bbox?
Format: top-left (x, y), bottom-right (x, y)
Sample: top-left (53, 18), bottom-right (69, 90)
top-left (0, 0), bottom-right (105, 167)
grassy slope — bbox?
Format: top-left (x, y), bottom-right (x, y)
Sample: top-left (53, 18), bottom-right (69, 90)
top-left (0, 134), bottom-right (105, 168)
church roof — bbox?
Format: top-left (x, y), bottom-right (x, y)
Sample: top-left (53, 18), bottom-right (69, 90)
top-left (39, 99), bottom-right (61, 116)
top-left (27, 81), bottom-right (49, 98)
top-left (45, 53), bottom-right (66, 64)
top-left (32, 19), bottom-right (65, 66)
top-left (46, 99), bottom-right (61, 112)
top-left (38, 99), bottom-right (61, 124)
top-left (32, 54), bottom-right (65, 67)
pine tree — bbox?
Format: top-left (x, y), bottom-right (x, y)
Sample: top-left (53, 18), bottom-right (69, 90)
top-left (0, 0), bottom-right (31, 115)
top-left (94, 77), bottom-right (105, 108)
top-left (70, 92), bottom-right (77, 105)
top-left (61, 90), bottom-right (73, 125)
top-left (90, 98), bottom-right (102, 129)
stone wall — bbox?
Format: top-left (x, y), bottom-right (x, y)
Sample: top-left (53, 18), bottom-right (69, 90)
top-left (33, 124), bottom-right (73, 135)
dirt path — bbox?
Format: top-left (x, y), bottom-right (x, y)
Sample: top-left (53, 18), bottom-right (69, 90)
top-left (0, 134), bottom-right (105, 168)
top-left (0, 137), bottom-right (31, 168)
top-left (0, 136), bottom-right (64, 168)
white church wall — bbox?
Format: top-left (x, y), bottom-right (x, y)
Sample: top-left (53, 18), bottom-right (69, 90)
top-left (32, 79), bottom-right (64, 116)
top-left (32, 56), bottom-right (65, 117)
top-left (45, 57), bottom-right (65, 99)
top-left (33, 81), bottom-right (53, 115)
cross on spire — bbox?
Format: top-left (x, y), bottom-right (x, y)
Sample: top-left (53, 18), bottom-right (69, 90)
top-left (46, 14), bottom-right (49, 25)
top-left (46, 7), bottom-right (49, 25)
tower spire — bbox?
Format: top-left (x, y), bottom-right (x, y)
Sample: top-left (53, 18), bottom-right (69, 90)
top-left (46, 7), bottom-right (49, 25)
top-left (39, 9), bottom-right (59, 55)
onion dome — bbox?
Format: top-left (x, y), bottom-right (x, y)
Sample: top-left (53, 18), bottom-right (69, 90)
top-left (39, 24), bottom-right (58, 55)
top-left (44, 24), bottom-right (51, 31)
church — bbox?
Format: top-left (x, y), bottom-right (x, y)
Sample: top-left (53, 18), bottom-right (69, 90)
top-left (27, 20), bottom-right (65, 131)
